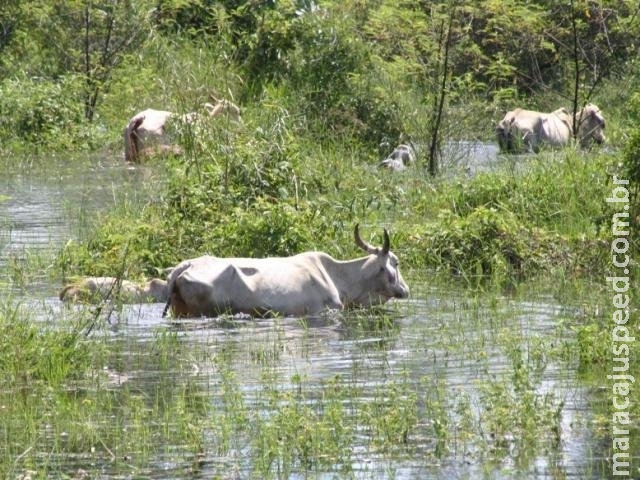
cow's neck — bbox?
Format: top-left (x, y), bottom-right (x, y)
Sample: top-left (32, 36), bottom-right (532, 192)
top-left (321, 255), bottom-right (375, 308)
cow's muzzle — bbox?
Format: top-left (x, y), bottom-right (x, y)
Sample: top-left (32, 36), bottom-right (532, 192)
top-left (394, 284), bottom-right (410, 299)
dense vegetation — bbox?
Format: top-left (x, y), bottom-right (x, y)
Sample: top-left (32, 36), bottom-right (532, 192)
top-left (0, 1), bottom-right (639, 476)
top-left (2, 0), bottom-right (637, 272)
top-left (1, 1), bottom-right (638, 151)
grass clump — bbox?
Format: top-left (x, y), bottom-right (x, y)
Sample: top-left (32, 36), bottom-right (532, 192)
top-left (0, 303), bottom-right (213, 479)
top-left (411, 207), bottom-right (564, 280)
top-left (252, 383), bottom-right (354, 476)
top-left (0, 300), bottom-right (99, 387)
top-left (477, 332), bottom-right (563, 463)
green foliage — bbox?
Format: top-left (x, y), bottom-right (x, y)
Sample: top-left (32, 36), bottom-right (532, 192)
top-left (0, 300), bottom-right (99, 387)
top-left (1, 0), bottom-right (638, 151)
top-left (573, 322), bottom-right (609, 370)
top-left (478, 331), bottom-right (563, 462)
top-left (54, 208), bottom-right (181, 278)
top-left (452, 173), bottom-right (518, 216)
top-left (0, 75), bottom-right (102, 151)
top-left (58, 136), bottom-right (623, 285)
top-left (414, 207), bottom-right (555, 281)
top-left (462, 1), bottom-right (553, 94)
top-left (58, 115), bottom-right (347, 276)
top-left (0, 300), bottom-right (211, 479)
top-left (402, 152), bottom-right (617, 282)
top-left (360, 376), bottom-right (418, 449)
top-left (621, 92), bottom-right (640, 228)
top-left (252, 385), bottom-right (353, 475)
top-left (451, 154), bottom-right (614, 235)
top-left (1, 1), bottom-right (153, 121)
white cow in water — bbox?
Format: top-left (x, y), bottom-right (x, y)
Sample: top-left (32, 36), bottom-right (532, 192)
top-left (496, 103), bottom-right (605, 153)
top-left (123, 97), bottom-right (242, 163)
top-left (379, 143), bottom-right (417, 171)
top-left (59, 277), bottom-right (168, 303)
top-left (162, 224), bottom-right (410, 318)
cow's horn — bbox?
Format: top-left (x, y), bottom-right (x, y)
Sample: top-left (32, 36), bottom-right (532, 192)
top-left (354, 224), bottom-right (378, 254)
top-left (382, 228), bottom-right (390, 254)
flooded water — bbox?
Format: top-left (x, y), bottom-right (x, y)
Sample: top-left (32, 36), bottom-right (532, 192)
top-left (0, 153), bottom-right (157, 294)
top-left (22, 288), bottom-right (605, 479)
top-left (0, 150), bottom-right (611, 479)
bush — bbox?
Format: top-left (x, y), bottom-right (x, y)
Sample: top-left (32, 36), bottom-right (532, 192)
top-left (412, 207), bottom-right (556, 280)
top-left (621, 92), bottom-right (640, 237)
top-left (0, 75), bottom-right (105, 151)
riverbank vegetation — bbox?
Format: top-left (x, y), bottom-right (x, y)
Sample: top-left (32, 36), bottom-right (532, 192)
top-left (1, 0), bottom-right (639, 477)
top-left (1, 1), bottom-right (637, 275)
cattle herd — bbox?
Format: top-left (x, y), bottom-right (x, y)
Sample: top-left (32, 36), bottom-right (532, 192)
top-left (378, 102), bottom-right (606, 170)
top-left (60, 225), bottom-right (410, 318)
top-left (58, 101), bottom-right (608, 317)
top-left (122, 97), bottom-right (605, 167)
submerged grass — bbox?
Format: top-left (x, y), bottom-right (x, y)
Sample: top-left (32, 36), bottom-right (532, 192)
top-left (0, 301), bottom-right (214, 479)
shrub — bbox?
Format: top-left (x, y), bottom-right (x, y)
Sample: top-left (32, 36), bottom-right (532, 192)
top-left (0, 75), bottom-right (104, 151)
top-left (410, 205), bottom-right (574, 282)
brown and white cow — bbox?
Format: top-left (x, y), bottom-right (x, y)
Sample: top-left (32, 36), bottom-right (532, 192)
top-left (496, 103), bottom-right (605, 153)
top-left (123, 97), bottom-right (242, 163)
top-left (59, 277), bottom-right (168, 303)
top-left (162, 225), bottom-right (410, 318)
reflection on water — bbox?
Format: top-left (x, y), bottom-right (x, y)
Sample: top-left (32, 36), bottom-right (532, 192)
top-left (0, 151), bottom-right (608, 479)
top-left (442, 140), bottom-right (501, 174)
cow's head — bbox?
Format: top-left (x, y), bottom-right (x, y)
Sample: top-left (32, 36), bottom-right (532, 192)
top-left (205, 96), bottom-right (242, 123)
top-left (354, 224), bottom-right (410, 304)
top-left (578, 103), bottom-right (606, 146)
top-left (144, 278), bottom-right (169, 302)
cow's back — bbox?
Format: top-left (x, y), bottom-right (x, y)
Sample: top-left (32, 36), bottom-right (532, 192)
top-left (167, 253), bottom-right (342, 317)
top-left (132, 109), bottom-right (173, 138)
top-left (539, 110), bottom-right (572, 146)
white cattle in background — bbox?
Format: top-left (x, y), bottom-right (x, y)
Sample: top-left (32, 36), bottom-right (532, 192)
top-left (123, 97), bottom-right (242, 163)
top-left (496, 104), bottom-right (605, 153)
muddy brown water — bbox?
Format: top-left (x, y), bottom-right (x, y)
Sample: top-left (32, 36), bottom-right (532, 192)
top-left (0, 150), bottom-right (609, 478)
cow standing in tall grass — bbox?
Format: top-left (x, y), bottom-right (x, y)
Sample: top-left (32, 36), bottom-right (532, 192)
top-left (496, 103), bottom-right (605, 153)
top-left (123, 97), bottom-right (241, 163)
